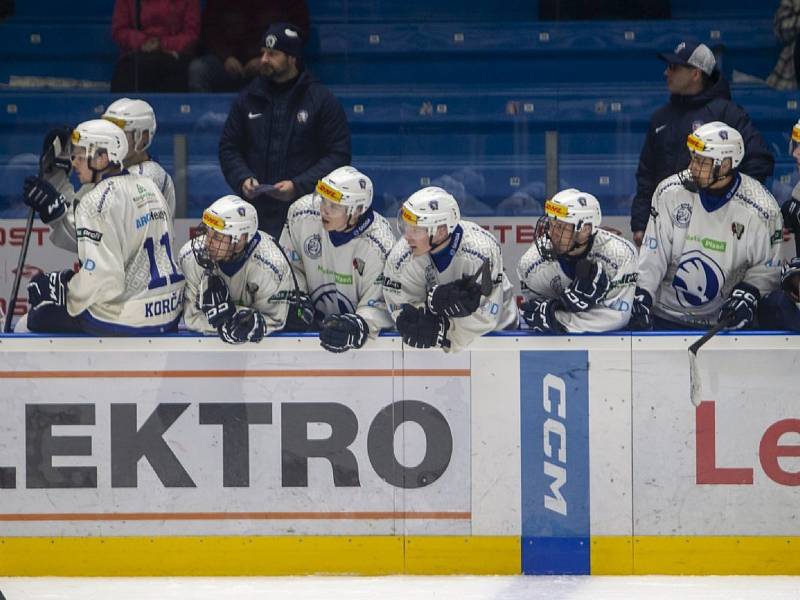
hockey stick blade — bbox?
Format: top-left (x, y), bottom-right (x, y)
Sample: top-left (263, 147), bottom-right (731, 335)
top-left (465, 258), bottom-right (493, 297)
top-left (687, 314), bottom-right (735, 406)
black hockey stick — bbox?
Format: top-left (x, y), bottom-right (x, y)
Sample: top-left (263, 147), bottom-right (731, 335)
top-left (688, 313), bottom-right (736, 407)
top-left (3, 136), bottom-right (62, 333)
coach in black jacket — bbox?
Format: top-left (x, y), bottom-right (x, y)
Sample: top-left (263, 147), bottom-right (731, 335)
top-left (631, 41), bottom-right (774, 245)
top-left (219, 23), bottom-right (351, 238)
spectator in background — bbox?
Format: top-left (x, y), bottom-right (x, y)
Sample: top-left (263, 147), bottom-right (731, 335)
top-left (111, 0), bottom-right (200, 93)
top-left (631, 41), bottom-right (774, 246)
top-left (771, 118), bottom-right (800, 209)
top-left (767, 0), bottom-right (800, 90)
top-left (188, 0), bottom-right (309, 93)
top-left (219, 23), bottom-right (350, 239)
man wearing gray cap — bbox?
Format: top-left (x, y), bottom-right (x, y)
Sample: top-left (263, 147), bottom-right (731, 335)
top-left (630, 40), bottom-right (774, 246)
top-left (219, 22), bottom-right (351, 239)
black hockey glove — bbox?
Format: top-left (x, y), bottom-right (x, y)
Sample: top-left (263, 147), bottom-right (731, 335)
top-left (23, 176), bottom-right (67, 224)
top-left (283, 291), bottom-right (317, 332)
top-left (719, 282), bottom-right (759, 330)
top-left (426, 276), bottom-right (482, 318)
top-left (40, 126), bottom-right (73, 175)
top-left (629, 287), bottom-right (653, 331)
top-left (396, 305), bottom-right (451, 349)
top-left (218, 308), bottom-right (267, 344)
top-left (782, 197), bottom-right (800, 233)
top-left (27, 269), bottom-right (74, 309)
top-left (319, 313), bottom-right (369, 353)
top-left (520, 297), bottom-right (565, 334)
top-left (200, 274), bottom-right (235, 328)
top-left (561, 259), bottom-right (610, 313)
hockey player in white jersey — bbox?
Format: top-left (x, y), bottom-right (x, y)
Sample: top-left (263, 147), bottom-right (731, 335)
top-left (383, 187), bottom-right (518, 351)
top-left (633, 121), bottom-right (782, 330)
top-left (24, 119), bottom-right (184, 335)
top-left (178, 195), bottom-right (306, 343)
top-left (103, 98), bottom-right (176, 218)
top-left (279, 166), bottom-right (396, 353)
top-left (22, 98), bottom-right (174, 252)
top-left (517, 188), bottom-right (638, 333)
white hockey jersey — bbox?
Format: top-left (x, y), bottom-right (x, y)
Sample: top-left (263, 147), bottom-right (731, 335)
top-left (383, 220), bottom-right (518, 352)
top-left (517, 228), bottom-right (638, 333)
top-left (279, 194), bottom-right (396, 336)
top-left (638, 171), bottom-right (782, 328)
top-left (46, 159), bottom-right (175, 252)
top-left (178, 232), bottom-right (295, 335)
top-left (65, 171), bottom-right (185, 334)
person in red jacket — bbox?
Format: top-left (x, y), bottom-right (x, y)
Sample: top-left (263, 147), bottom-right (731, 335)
top-left (188, 0), bottom-right (309, 93)
top-left (111, 0), bottom-right (201, 92)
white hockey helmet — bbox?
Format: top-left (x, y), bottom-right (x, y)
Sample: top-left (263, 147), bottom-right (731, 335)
top-left (790, 118), bottom-right (800, 154)
top-left (398, 186), bottom-right (461, 237)
top-left (544, 188), bottom-right (602, 230)
top-left (314, 166), bottom-right (373, 217)
top-left (70, 119), bottom-right (128, 166)
top-left (102, 98), bottom-right (157, 153)
top-left (203, 195), bottom-right (259, 244)
top-left (686, 121), bottom-right (744, 170)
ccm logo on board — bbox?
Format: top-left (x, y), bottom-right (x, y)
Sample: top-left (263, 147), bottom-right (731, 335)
top-left (696, 401), bottom-right (800, 486)
top-left (543, 373), bottom-right (567, 515)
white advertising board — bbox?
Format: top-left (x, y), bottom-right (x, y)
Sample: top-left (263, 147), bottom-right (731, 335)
top-left (0, 347), bottom-right (471, 537)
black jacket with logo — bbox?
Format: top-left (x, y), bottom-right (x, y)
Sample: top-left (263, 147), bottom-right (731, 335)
top-left (219, 69), bottom-right (351, 236)
top-left (631, 74), bottom-right (774, 232)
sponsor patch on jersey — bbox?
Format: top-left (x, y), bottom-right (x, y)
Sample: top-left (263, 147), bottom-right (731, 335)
top-left (83, 258), bottom-right (96, 271)
top-left (304, 233), bottom-right (322, 259)
top-left (315, 180), bottom-right (342, 203)
top-left (772, 229), bottom-right (783, 244)
top-left (609, 272), bottom-right (638, 289)
top-left (317, 265), bottom-right (353, 285)
top-left (132, 183), bottom-right (156, 206)
top-left (353, 257), bottom-right (365, 276)
top-left (701, 237), bottom-right (726, 252)
top-left (672, 250), bottom-right (724, 308)
top-left (76, 227), bottom-right (103, 243)
top-left (135, 209), bottom-right (168, 230)
top-left (673, 203), bottom-right (692, 228)
top-left (731, 222), bottom-right (745, 240)
top-left (383, 276), bottom-right (401, 290)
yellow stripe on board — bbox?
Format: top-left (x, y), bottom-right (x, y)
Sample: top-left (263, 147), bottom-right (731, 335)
top-left (592, 536), bottom-right (800, 575)
top-left (0, 536), bottom-right (519, 577)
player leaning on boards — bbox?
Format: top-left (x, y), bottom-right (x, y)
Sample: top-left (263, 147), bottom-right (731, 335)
top-left (279, 166), bottom-right (395, 352)
top-left (631, 121), bottom-right (782, 331)
top-left (178, 195), bottom-right (303, 344)
top-left (383, 186), bottom-right (518, 351)
top-left (22, 98), bottom-right (175, 252)
top-left (23, 119), bottom-right (184, 335)
top-left (517, 188), bottom-right (638, 333)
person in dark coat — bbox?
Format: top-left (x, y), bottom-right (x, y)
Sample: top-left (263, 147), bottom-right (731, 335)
top-left (759, 257), bottom-right (800, 330)
top-left (218, 23), bottom-right (351, 239)
top-left (631, 41), bottom-right (774, 246)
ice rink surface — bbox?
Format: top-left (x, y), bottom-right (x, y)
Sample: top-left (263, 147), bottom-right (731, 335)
top-left (1, 576), bottom-right (799, 600)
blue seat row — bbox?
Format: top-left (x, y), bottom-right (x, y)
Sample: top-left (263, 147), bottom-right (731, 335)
top-left (0, 19), bottom-right (778, 86)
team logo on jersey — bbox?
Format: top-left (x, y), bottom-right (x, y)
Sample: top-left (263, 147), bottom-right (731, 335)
top-left (672, 203), bottom-right (692, 228)
top-left (353, 257), bottom-right (365, 275)
top-left (304, 234), bottom-right (322, 259)
top-left (297, 110), bottom-right (308, 124)
top-left (731, 222), bottom-right (745, 240)
top-left (672, 250), bottom-right (724, 307)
